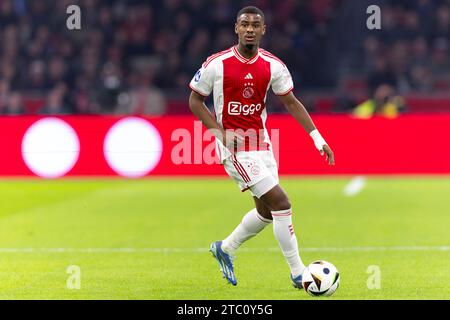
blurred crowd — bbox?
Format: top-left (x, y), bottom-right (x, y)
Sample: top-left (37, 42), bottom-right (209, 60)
top-left (0, 0), bottom-right (449, 115)
top-left (365, 1), bottom-right (449, 92)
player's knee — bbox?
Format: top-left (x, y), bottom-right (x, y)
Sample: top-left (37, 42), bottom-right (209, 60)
top-left (255, 204), bottom-right (272, 220)
top-left (280, 199), bottom-right (292, 211)
top-left (271, 198), bottom-right (291, 212)
top-left (258, 208), bottom-right (273, 220)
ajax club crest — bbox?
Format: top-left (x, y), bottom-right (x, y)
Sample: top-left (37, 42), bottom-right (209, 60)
top-left (243, 86), bottom-right (254, 99)
top-left (243, 73), bottom-right (255, 98)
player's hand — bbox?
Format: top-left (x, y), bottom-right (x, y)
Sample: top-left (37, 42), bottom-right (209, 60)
top-left (222, 130), bottom-right (245, 152)
top-left (320, 144), bottom-right (335, 166)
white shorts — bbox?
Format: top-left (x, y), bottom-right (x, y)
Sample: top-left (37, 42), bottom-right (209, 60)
top-left (223, 150), bottom-right (279, 198)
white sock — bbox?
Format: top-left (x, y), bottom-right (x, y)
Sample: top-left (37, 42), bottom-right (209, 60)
top-left (272, 208), bottom-right (305, 277)
top-left (222, 208), bottom-right (272, 256)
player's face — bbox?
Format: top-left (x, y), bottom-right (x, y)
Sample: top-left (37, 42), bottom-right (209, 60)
top-left (235, 14), bottom-right (265, 48)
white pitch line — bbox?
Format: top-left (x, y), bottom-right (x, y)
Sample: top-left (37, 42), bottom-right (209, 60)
top-left (343, 176), bottom-right (367, 196)
top-left (0, 246), bottom-right (447, 253)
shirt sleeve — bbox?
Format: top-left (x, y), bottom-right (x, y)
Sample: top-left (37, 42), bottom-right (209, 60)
top-left (271, 62), bottom-right (294, 96)
top-left (189, 60), bottom-right (216, 97)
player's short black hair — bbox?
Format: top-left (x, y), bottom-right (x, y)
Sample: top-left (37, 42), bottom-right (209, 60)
top-left (236, 6), bottom-right (265, 22)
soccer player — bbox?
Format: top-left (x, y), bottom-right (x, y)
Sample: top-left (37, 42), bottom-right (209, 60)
top-left (188, 6), bottom-right (334, 288)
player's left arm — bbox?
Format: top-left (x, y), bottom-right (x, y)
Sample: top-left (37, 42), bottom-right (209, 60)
top-left (278, 92), bottom-right (335, 165)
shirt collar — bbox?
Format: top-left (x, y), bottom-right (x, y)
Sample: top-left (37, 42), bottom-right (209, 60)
top-left (232, 46), bottom-right (260, 64)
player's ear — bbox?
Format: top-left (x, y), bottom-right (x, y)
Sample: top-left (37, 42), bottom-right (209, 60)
top-left (235, 23), bottom-right (238, 34)
top-left (262, 24), bottom-right (266, 35)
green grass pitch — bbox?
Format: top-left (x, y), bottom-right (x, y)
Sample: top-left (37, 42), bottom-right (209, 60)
top-left (0, 177), bottom-right (448, 299)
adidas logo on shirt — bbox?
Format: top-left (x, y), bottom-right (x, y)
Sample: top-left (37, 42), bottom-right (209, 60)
top-left (244, 73), bottom-right (253, 80)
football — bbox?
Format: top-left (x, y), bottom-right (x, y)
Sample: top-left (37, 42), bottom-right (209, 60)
top-left (302, 260), bottom-right (340, 296)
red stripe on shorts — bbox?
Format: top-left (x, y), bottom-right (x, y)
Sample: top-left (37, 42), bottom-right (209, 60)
top-left (233, 160), bottom-right (250, 183)
top-left (233, 155), bottom-right (251, 182)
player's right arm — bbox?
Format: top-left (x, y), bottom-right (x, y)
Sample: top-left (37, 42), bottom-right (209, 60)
top-left (188, 61), bottom-right (243, 150)
top-left (188, 91), bottom-right (224, 139)
top-left (189, 91), bottom-right (243, 151)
